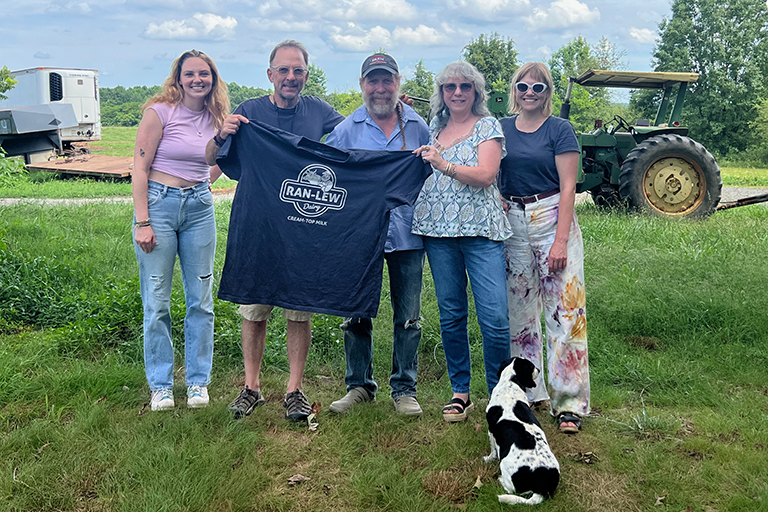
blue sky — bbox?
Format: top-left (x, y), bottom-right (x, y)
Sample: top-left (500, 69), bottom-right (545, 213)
top-left (1, 0), bottom-right (671, 92)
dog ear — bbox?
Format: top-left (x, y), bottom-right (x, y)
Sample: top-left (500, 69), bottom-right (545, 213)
top-left (511, 358), bottom-right (538, 389)
top-left (497, 358), bottom-right (514, 378)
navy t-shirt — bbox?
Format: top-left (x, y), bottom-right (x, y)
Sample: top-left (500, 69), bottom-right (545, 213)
top-left (216, 121), bottom-right (431, 318)
top-left (498, 115), bottom-right (580, 197)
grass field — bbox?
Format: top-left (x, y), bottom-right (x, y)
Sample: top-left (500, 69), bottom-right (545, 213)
top-left (1, 196), bottom-right (767, 511)
top-left (1, 126), bottom-right (767, 199)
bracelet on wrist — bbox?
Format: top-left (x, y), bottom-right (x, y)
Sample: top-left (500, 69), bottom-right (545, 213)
top-left (135, 218), bottom-right (151, 227)
top-left (213, 130), bottom-right (226, 147)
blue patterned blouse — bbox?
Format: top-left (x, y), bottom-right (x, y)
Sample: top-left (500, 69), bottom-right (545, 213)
top-left (411, 116), bottom-right (512, 241)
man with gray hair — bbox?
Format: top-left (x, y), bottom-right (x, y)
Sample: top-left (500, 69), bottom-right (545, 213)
top-left (325, 53), bottom-right (429, 416)
top-left (206, 40), bottom-right (344, 422)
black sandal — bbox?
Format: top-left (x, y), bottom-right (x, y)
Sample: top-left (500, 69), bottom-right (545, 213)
top-left (557, 412), bottom-right (582, 434)
top-left (442, 397), bottom-right (475, 423)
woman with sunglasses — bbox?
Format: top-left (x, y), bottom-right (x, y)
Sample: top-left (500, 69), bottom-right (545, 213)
top-left (132, 50), bottom-right (230, 411)
top-left (498, 62), bottom-right (590, 434)
top-left (412, 61), bottom-right (511, 422)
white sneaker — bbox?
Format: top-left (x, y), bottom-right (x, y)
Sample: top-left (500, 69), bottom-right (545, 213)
top-left (151, 389), bottom-right (175, 411)
top-left (394, 396), bottom-right (423, 416)
top-left (187, 385), bottom-right (209, 408)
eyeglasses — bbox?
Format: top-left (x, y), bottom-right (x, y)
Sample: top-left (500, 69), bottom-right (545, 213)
top-left (443, 82), bottom-right (473, 93)
top-left (270, 66), bottom-right (308, 78)
top-left (515, 82), bottom-right (547, 94)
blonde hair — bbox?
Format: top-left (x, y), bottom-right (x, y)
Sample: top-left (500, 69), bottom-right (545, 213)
top-left (508, 62), bottom-right (553, 118)
top-left (144, 49), bottom-right (230, 130)
top-left (430, 61), bottom-right (490, 131)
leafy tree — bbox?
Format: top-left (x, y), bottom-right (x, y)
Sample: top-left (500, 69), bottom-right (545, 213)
top-left (326, 90), bottom-right (362, 117)
top-left (101, 102), bottom-right (144, 127)
top-left (400, 60), bottom-right (434, 120)
top-left (548, 36), bottom-right (631, 131)
top-left (227, 82), bottom-right (271, 110)
top-left (302, 63), bottom-right (328, 99)
top-left (0, 66), bottom-right (17, 101)
top-left (462, 33), bottom-right (519, 95)
top-left (631, 0), bottom-right (768, 156)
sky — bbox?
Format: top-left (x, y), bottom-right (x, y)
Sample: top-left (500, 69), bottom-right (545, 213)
top-left (1, 0), bottom-right (672, 93)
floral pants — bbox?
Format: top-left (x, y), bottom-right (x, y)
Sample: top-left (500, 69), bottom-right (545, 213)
top-left (503, 193), bottom-right (590, 417)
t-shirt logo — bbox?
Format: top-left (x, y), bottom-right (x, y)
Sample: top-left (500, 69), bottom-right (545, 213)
top-left (280, 164), bottom-right (348, 217)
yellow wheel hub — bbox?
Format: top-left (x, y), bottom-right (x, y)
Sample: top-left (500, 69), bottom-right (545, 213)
top-left (642, 157), bottom-right (705, 214)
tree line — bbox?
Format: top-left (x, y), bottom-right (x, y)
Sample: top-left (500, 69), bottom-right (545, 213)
top-left (13, 0), bottom-right (768, 163)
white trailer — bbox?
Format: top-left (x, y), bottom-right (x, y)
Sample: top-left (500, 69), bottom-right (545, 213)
top-left (1, 67), bottom-right (101, 141)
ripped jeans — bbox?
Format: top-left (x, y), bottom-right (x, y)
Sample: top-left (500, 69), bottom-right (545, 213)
top-left (134, 180), bottom-right (216, 391)
top-left (341, 249), bottom-right (424, 399)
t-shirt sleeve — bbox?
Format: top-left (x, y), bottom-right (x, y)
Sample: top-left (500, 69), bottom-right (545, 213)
top-left (325, 121), bottom-right (345, 149)
top-left (554, 119), bottom-right (580, 155)
top-left (474, 116), bottom-right (506, 159)
top-left (146, 103), bottom-right (169, 127)
top-left (385, 153), bottom-right (431, 211)
top-left (322, 101), bottom-right (345, 135)
top-left (215, 110), bottom-right (243, 181)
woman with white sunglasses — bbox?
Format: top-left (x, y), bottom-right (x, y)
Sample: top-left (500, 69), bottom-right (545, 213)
top-left (498, 62), bottom-right (591, 435)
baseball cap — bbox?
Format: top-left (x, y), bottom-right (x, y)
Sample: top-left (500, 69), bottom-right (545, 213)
top-left (361, 53), bottom-right (398, 77)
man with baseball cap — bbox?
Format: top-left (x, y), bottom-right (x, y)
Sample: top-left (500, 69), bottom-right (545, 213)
top-left (325, 53), bottom-right (429, 416)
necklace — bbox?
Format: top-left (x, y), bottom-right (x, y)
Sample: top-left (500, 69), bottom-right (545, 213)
top-left (434, 120), bottom-right (477, 153)
top-left (190, 110), bottom-right (205, 137)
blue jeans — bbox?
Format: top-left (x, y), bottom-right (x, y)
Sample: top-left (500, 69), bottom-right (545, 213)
top-left (341, 249), bottom-right (425, 399)
top-left (424, 236), bottom-right (510, 395)
top-left (134, 180), bottom-right (216, 391)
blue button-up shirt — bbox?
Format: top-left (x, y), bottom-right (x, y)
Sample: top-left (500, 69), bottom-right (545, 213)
top-left (326, 101), bottom-right (430, 252)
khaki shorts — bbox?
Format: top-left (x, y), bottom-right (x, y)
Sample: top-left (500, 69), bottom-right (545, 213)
top-left (238, 304), bottom-right (314, 322)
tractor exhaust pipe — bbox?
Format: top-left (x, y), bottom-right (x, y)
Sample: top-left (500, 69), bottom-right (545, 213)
top-left (559, 78), bottom-right (574, 120)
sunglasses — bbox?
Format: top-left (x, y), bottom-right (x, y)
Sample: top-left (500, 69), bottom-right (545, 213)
top-left (270, 66), bottom-right (308, 78)
top-left (443, 82), bottom-right (473, 93)
top-left (515, 82), bottom-right (547, 94)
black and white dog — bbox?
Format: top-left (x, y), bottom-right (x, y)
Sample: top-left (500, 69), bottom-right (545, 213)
top-left (483, 357), bottom-right (560, 505)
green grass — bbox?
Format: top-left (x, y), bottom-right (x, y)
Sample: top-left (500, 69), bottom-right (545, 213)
top-left (719, 166), bottom-right (768, 188)
top-left (0, 127), bottom-right (237, 198)
top-left (1, 201), bottom-right (767, 511)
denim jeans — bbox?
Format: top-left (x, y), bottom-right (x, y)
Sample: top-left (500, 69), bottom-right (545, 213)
top-left (424, 236), bottom-right (510, 396)
top-left (341, 249), bottom-right (425, 399)
top-left (134, 180), bottom-right (216, 391)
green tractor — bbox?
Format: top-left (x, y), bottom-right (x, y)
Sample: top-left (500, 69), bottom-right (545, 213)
top-left (488, 70), bottom-right (723, 218)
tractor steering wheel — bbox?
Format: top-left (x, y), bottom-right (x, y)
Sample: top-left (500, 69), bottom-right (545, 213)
top-left (609, 115), bottom-right (632, 135)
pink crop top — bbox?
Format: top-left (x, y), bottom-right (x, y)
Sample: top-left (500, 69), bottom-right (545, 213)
top-left (147, 102), bottom-right (215, 182)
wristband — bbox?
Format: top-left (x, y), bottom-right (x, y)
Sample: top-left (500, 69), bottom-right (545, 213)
top-left (213, 130), bottom-right (226, 147)
top-left (135, 218), bottom-right (151, 227)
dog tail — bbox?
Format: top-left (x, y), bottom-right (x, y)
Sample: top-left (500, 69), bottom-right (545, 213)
top-left (497, 493), bottom-right (544, 506)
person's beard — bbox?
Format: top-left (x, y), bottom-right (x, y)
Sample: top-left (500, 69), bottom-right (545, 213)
top-left (364, 91), bottom-right (399, 116)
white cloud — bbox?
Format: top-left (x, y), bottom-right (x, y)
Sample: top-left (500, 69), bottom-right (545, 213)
top-left (440, 0), bottom-right (530, 21)
top-left (326, 0), bottom-right (418, 21)
top-left (143, 12), bottom-right (237, 40)
top-left (328, 25), bottom-right (391, 51)
top-left (248, 17), bottom-right (314, 32)
top-left (392, 25), bottom-right (451, 46)
top-left (535, 46), bottom-right (552, 60)
top-left (525, 0), bottom-right (600, 29)
top-left (45, 2), bottom-right (91, 14)
top-left (629, 27), bottom-right (656, 44)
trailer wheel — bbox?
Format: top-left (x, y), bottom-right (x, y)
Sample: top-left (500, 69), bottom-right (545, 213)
top-left (619, 134), bottom-right (721, 218)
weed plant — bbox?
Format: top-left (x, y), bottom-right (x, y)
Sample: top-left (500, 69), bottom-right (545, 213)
top-left (1, 201), bottom-right (767, 511)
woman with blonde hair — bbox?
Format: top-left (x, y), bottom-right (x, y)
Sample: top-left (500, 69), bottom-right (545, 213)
top-left (413, 61), bottom-right (511, 422)
top-left (132, 49), bottom-right (230, 411)
top-left (498, 61), bottom-right (590, 434)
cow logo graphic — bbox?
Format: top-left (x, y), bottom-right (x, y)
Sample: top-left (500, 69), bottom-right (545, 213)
top-left (280, 164), bottom-right (347, 217)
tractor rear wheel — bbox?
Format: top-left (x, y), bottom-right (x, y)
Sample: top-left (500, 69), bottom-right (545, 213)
top-left (619, 134), bottom-right (721, 218)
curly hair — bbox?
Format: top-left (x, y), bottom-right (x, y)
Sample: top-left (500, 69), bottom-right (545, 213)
top-left (429, 61), bottom-right (490, 132)
top-left (143, 49), bottom-right (230, 130)
top-left (508, 62), bottom-right (553, 118)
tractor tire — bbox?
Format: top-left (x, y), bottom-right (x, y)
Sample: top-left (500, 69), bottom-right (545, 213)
top-left (618, 134), bottom-right (721, 218)
top-left (589, 183), bottom-right (623, 208)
